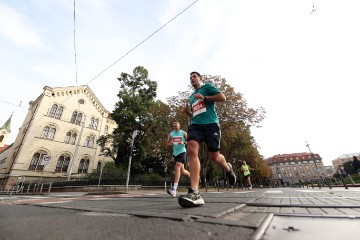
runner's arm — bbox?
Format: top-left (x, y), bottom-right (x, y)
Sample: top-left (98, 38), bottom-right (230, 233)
top-left (183, 131), bottom-right (188, 145)
top-left (182, 103), bottom-right (192, 117)
top-left (166, 133), bottom-right (172, 146)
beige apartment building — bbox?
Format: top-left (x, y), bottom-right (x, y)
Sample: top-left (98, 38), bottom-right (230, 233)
top-left (0, 85), bottom-right (117, 188)
top-left (265, 153), bottom-right (326, 186)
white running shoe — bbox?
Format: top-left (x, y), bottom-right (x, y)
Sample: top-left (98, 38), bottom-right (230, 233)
top-left (167, 188), bottom-right (176, 197)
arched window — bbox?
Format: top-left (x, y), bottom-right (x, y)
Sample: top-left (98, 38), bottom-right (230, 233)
top-left (77, 158), bottom-right (90, 173)
top-left (49, 104), bottom-right (63, 119)
top-left (97, 162), bottom-right (101, 172)
top-left (41, 126), bottom-right (49, 138)
top-left (93, 119), bottom-right (99, 130)
top-left (70, 132), bottom-right (77, 144)
top-left (89, 117), bottom-right (95, 128)
top-left (0, 135), bottom-right (4, 143)
top-left (64, 132), bottom-right (71, 143)
top-left (64, 131), bottom-right (77, 144)
top-left (55, 106), bottom-right (63, 119)
top-left (85, 135), bottom-right (95, 148)
top-left (71, 111), bottom-right (78, 124)
top-left (29, 151), bottom-right (47, 170)
top-left (75, 113), bottom-right (82, 125)
top-left (48, 127), bottom-right (56, 140)
top-left (49, 104), bottom-right (58, 118)
top-left (55, 154), bottom-right (70, 172)
top-left (41, 125), bottom-right (56, 139)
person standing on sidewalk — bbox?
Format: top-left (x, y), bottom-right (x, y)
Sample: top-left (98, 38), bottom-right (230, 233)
top-left (241, 160), bottom-right (252, 190)
top-left (166, 121), bottom-right (190, 197)
top-left (178, 71), bottom-right (236, 208)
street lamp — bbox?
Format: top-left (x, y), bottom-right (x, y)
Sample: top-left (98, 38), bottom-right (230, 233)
top-left (305, 141), bottom-right (321, 189)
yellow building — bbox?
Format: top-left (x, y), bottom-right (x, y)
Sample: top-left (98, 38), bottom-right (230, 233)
top-left (0, 85), bottom-right (117, 188)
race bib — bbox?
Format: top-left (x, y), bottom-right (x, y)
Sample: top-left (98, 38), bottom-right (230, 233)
top-left (192, 99), bottom-right (206, 117)
top-left (173, 136), bottom-right (182, 145)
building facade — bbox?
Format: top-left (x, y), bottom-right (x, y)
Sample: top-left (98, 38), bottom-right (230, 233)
top-left (331, 153), bottom-right (360, 171)
top-left (0, 85), bottom-right (117, 188)
top-left (265, 152), bottom-right (326, 186)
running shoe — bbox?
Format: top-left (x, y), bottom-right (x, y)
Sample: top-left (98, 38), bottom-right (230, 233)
top-left (226, 163), bottom-right (236, 187)
top-left (178, 188), bottom-right (205, 208)
top-left (167, 188), bottom-right (176, 197)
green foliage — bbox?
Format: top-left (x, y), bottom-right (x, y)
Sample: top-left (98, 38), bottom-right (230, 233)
top-left (111, 66), bottom-right (158, 169)
top-left (136, 173), bottom-right (164, 182)
top-left (87, 162), bottom-right (127, 179)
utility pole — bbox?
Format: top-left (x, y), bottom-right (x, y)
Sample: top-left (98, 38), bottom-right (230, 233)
top-left (68, 115), bottom-right (86, 180)
top-left (125, 130), bottom-right (139, 193)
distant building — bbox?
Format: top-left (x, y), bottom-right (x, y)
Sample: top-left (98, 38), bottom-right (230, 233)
top-left (324, 165), bottom-right (335, 177)
top-left (265, 152), bottom-right (326, 186)
top-left (331, 153), bottom-right (360, 171)
top-left (0, 85), bottom-right (117, 189)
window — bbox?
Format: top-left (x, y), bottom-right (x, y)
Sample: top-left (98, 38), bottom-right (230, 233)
top-left (49, 104), bottom-right (63, 119)
top-left (93, 119), bottom-right (99, 129)
top-left (104, 125), bottom-right (108, 134)
top-left (55, 154), bottom-right (70, 172)
top-left (64, 131), bottom-right (77, 144)
top-left (41, 125), bottom-right (56, 140)
top-left (71, 111), bottom-right (83, 125)
top-left (71, 111), bottom-right (78, 124)
top-left (77, 158), bottom-right (90, 173)
top-left (85, 135), bottom-right (95, 148)
top-left (89, 117), bottom-right (94, 128)
top-left (29, 152), bottom-right (47, 170)
top-left (89, 117), bottom-right (99, 129)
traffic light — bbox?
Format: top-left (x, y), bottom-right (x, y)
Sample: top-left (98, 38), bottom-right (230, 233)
top-left (131, 146), bottom-right (139, 156)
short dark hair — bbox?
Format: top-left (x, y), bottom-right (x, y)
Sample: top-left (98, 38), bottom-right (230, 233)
top-left (190, 71), bottom-right (201, 77)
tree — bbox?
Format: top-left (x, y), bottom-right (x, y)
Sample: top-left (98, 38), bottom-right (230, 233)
top-left (343, 161), bottom-right (355, 175)
top-left (100, 66), bottom-right (158, 174)
top-left (352, 156), bottom-right (360, 174)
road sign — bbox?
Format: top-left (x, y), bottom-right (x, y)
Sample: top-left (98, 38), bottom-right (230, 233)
top-left (42, 155), bottom-right (51, 165)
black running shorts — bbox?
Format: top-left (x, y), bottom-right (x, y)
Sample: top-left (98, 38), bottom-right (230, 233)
top-left (187, 123), bottom-right (221, 152)
top-left (173, 152), bottom-right (186, 164)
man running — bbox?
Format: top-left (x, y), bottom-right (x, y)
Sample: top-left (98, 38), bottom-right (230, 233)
top-left (241, 160), bottom-right (252, 190)
top-left (178, 71), bottom-right (236, 208)
top-left (166, 121), bottom-right (190, 197)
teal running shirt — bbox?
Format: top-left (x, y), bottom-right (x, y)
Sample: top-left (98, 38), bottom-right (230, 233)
top-left (190, 82), bottom-right (220, 124)
top-left (170, 130), bottom-right (186, 156)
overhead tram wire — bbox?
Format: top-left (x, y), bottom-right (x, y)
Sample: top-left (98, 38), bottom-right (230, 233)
top-left (85, 0), bottom-right (199, 85)
top-left (1, 0), bottom-right (200, 138)
top-left (73, 0), bottom-right (81, 110)
top-left (0, 99), bottom-right (28, 110)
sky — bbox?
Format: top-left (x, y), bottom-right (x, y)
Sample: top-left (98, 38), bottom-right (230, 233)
top-left (1, 0), bottom-right (359, 166)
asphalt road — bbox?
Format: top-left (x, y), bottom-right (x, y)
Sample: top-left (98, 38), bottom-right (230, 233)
top-left (1, 187), bottom-right (360, 239)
